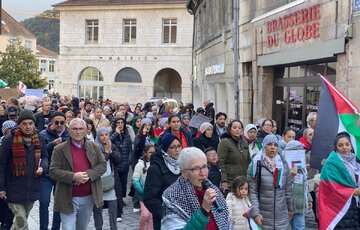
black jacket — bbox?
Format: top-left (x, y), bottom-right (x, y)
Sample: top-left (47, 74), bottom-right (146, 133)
top-left (208, 163), bottom-right (221, 188)
top-left (256, 128), bottom-right (269, 144)
top-left (204, 103), bottom-right (215, 124)
top-left (0, 132), bottom-right (48, 203)
top-left (335, 197), bottom-right (360, 229)
top-left (39, 125), bottom-right (69, 164)
top-left (110, 130), bottom-right (132, 172)
top-left (35, 112), bottom-right (53, 131)
top-left (192, 133), bottom-right (219, 152)
top-left (144, 151), bottom-right (180, 219)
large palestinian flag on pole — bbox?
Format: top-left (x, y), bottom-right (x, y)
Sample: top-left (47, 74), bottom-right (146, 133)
top-left (311, 74), bottom-right (360, 169)
top-left (313, 74), bottom-right (360, 229)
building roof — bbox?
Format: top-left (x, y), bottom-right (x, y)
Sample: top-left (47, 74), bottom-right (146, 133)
top-left (0, 9), bottom-right (36, 38)
top-left (36, 45), bottom-right (58, 57)
top-left (54, 0), bottom-right (186, 7)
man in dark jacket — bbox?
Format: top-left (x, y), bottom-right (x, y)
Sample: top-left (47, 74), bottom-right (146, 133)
top-left (203, 99), bottom-right (215, 124)
top-left (0, 109), bottom-right (48, 230)
top-left (39, 112), bottom-right (69, 230)
top-left (35, 101), bottom-right (53, 131)
top-left (157, 99), bottom-right (166, 115)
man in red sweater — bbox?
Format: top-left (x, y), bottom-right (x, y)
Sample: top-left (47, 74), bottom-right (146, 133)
top-left (49, 118), bottom-right (106, 230)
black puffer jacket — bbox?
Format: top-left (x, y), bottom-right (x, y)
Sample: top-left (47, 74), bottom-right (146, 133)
top-left (144, 150), bottom-right (180, 220)
top-left (110, 130), bottom-right (132, 172)
top-left (335, 198), bottom-right (360, 229)
top-left (39, 126), bottom-right (69, 164)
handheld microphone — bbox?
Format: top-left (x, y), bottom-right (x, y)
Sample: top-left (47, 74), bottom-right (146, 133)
top-left (201, 179), bottom-right (223, 212)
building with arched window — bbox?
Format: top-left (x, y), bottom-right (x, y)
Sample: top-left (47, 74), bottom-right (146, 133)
top-left (54, 0), bottom-right (192, 104)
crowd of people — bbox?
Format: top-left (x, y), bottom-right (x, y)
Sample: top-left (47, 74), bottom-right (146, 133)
top-left (0, 94), bottom-right (358, 230)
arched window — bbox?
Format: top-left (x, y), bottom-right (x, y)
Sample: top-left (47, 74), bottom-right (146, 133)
top-left (79, 67), bottom-right (104, 81)
top-left (115, 67), bottom-right (142, 83)
top-left (78, 67), bottom-right (104, 99)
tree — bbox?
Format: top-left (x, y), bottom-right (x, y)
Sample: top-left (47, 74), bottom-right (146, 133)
top-left (0, 38), bottom-right (48, 89)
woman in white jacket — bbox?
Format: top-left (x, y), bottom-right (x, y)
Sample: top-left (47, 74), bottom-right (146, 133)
top-left (132, 145), bottom-right (155, 230)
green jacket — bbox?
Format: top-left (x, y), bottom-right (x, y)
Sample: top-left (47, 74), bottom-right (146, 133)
top-left (218, 136), bottom-right (250, 184)
top-left (49, 139), bottom-right (106, 214)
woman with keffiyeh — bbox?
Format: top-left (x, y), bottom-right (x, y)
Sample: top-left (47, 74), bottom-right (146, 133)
top-left (143, 133), bottom-right (182, 230)
top-left (162, 147), bottom-right (232, 229)
top-left (319, 132), bottom-right (360, 229)
top-left (247, 134), bottom-right (294, 229)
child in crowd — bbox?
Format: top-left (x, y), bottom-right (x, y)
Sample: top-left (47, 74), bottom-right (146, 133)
top-left (204, 147), bottom-right (221, 188)
top-left (132, 145), bottom-right (155, 230)
top-left (225, 176), bottom-right (251, 230)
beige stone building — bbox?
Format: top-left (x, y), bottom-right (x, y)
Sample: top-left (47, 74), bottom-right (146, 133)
top-left (187, 0), bottom-right (359, 131)
top-left (54, 0), bottom-right (193, 105)
top-left (36, 45), bottom-right (58, 91)
top-left (0, 9), bottom-right (36, 54)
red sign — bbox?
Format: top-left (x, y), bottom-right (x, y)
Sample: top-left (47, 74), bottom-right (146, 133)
top-left (267, 4), bottom-right (321, 48)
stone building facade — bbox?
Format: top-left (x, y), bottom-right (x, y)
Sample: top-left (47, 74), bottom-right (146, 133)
top-left (54, 0), bottom-right (193, 105)
top-left (187, 0), bottom-right (360, 130)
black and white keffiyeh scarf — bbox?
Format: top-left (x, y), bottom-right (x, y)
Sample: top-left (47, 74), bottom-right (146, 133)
top-left (162, 176), bottom-right (231, 229)
top-left (161, 150), bottom-right (181, 175)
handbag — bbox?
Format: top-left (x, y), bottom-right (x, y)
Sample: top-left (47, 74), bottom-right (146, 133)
top-left (102, 174), bottom-right (115, 193)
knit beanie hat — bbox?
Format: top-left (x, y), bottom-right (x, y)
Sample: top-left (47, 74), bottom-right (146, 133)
top-left (2, 120), bottom-right (16, 135)
top-left (262, 134), bottom-right (279, 146)
top-left (51, 111), bottom-right (66, 120)
top-left (141, 117), bottom-right (152, 126)
top-left (103, 106), bottom-right (111, 111)
top-left (161, 133), bottom-right (180, 152)
top-left (199, 122), bottom-right (213, 134)
top-left (17, 109), bottom-right (36, 124)
top-left (159, 117), bottom-right (168, 128)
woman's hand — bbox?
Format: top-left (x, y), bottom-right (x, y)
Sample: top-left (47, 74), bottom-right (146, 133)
top-left (36, 167), bottom-right (43, 176)
top-left (291, 167), bottom-right (298, 177)
top-left (353, 188), bottom-right (360, 196)
top-left (115, 126), bottom-right (121, 134)
top-left (104, 139), bottom-right (112, 153)
top-left (221, 182), bottom-right (230, 191)
top-left (201, 188), bottom-right (216, 212)
top-left (254, 215), bottom-right (263, 226)
top-left (288, 211), bottom-right (294, 219)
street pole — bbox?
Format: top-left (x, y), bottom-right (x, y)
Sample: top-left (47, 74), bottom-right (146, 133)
top-left (233, 0), bottom-right (239, 119)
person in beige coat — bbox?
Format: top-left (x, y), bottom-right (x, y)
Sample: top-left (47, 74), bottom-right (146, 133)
top-left (89, 107), bottom-right (111, 130)
top-left (49, 118), bottom-right (106, 230)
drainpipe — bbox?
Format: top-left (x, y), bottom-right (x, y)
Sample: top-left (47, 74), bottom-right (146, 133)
top-left (233, 0), bottom-right (239, 119)
top-left (186, 0), bottom-right (195, 104)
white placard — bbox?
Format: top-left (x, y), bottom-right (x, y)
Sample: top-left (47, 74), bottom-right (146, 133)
top-left (283, 149), bottom-right (306, 170)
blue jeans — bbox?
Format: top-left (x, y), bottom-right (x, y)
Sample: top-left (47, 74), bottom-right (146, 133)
top-left (291, 214), bottom-right (305, 230)
top-left (39, 175), bottom-right (61, 230)
top-left (60, 195), bottom-right (94, 230)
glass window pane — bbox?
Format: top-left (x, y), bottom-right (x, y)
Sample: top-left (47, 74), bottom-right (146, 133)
top-left (85, 86), bottom-right (91, 97)
top-left (288, 86), bottom-right (304, 132)
top-left (306, 63), bottom-right (326, 77)
top-left (92, 86), bottom-right (98, 99)
top-left (131, 27), bottom-right (136, 40)
top-left (171, 26), bottom-right (177, 43)
top-left (124, 27), bottom-right (130, 43)
top-left (163, 26), bottom-right (169, 43)
top-left (306, 86), bottom-right (321, 114)
top-left (99, 86), bottom-right (104, 99)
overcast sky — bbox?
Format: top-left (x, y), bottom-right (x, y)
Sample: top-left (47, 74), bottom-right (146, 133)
top-left (2, 0), bottom-right (64, 21)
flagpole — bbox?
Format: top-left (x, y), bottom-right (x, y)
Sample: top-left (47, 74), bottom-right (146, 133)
top-left (318, 74), bottom-right (360, 115)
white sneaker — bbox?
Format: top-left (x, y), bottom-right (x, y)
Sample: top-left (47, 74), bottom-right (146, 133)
top-left (133, 208), bottom-right (140, 213)
top-left (117, 217), bottom-right (122, 222)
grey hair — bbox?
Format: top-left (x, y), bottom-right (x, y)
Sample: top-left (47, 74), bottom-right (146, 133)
top-left (178, 147), bottom-right (206, 171)
top-left (306, 112), bottom-right (317, 125)
top-left (69, 118), bottom-right (87, 128)
top-left (303, 127), bottom-right (314, 137)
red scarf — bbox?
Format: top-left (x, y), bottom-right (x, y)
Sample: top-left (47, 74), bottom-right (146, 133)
top-left (299, 136), bottom-right (311, 150)
top-left (12, 129), bottom-right (41, 176)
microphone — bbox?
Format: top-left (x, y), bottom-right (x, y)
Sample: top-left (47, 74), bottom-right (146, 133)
top-left (201, 179), bottom-right (223, 212)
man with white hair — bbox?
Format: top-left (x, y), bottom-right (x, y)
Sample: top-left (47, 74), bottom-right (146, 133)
top-left (49, 118), bottom-right (106, 230)
top-left (296, 112), bottom-right (317, 140)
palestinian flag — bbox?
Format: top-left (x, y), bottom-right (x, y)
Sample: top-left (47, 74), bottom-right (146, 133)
top-left (242, 207), bottom-right (262, 230)
top-left (0, 79), bottom-right (8, 88)
top-left (319, 151), bottom-right (355, 229)
top-left (311, 74), bottom-right (360, 170)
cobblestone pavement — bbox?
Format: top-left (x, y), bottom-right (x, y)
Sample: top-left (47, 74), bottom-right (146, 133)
top-left (28, 197), bottom-right (318, 230)
top-left (28, 195), bottom-right (140, 230)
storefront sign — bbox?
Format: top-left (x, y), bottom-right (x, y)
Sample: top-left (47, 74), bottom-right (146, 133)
top-left (267, 4), bottom-right (321, 48)
top-left (205, 63), bottom-right (225, 76)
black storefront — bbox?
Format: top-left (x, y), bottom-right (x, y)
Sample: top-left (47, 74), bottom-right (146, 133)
top-left (272, 60), bottom-right (336, 134)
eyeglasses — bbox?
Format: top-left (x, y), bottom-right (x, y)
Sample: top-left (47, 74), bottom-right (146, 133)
top-left (168, 144), bottom-right (182, 151)
top-left (71, 127), bottom-right (85, 131)
top-left (186, 164), bottom-right (209, 174)
top-left (264, 124), bottom-right (273, 127)
top-left (54, 121), bottom-right (65, 126)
